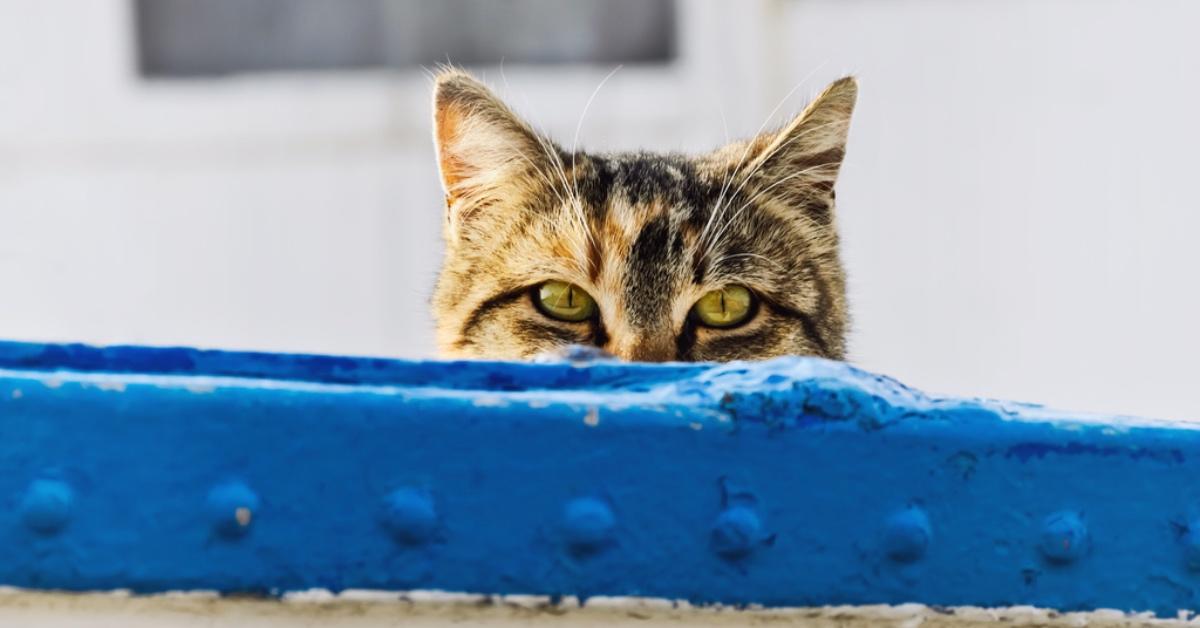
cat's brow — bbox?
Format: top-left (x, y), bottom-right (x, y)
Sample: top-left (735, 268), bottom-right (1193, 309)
top-left (758, 295), bottom-right (830, 357)
top-left (586, 237), bottom-right (603, 283)
top-left (457, 287), bottom-right (529, 350)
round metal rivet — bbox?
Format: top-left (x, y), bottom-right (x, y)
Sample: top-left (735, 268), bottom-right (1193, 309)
top-left (563, 497), bottom-right (615, 553)
top-left (711, 506), bottom-right (761, 559)
top-left (381, 488), bottom-right (437, 545)
top-left (1039, 511), bottom-right (1088, 563)
top-left (883, 506), bottom-right (932, 562)
top-left (20, 479), bottom-right (73, 534)
top-left (1183, 521), bottom-right (1200, 570)
top-left (207, 482), bottom-right (259, 538)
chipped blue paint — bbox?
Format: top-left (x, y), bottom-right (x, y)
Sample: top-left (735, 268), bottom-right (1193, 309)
top-left (0, 339), bottom-right (1198, 615)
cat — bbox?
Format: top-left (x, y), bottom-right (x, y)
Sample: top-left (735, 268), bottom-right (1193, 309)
top-left (430, 69), bottom-right (856, 362)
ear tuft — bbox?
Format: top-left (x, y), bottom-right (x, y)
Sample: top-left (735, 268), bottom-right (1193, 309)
top-left (812, 76), bottom-right (858, 120)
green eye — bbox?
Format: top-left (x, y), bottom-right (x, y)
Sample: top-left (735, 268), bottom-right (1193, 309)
top-left (692, 285), bottom-right (755, 328)
top-left (535, 280), bottom-right (597, 322)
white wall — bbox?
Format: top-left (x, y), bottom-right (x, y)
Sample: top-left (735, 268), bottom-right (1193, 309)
top-left (1, 0), bottom-right (1197, 420)
top-left (780, 0), bottom-right (1200, 419)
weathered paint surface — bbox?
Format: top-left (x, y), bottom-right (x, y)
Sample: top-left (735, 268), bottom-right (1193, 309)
top-left (0, 340), bottom-right (1198, 616)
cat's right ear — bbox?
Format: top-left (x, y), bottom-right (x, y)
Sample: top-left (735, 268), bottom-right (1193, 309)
top-left (432, 70), bottom-right (550, 235)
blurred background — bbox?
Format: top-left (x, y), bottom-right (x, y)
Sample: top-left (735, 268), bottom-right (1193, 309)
top-left (1, 0), bottom-right (1197, 419)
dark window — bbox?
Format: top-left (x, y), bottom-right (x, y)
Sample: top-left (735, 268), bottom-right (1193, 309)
top-left (134, 0), bottom-right (676, 78)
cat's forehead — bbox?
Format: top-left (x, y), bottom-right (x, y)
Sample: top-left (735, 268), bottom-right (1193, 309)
top-left (577, 152), bottom-right (721, 219)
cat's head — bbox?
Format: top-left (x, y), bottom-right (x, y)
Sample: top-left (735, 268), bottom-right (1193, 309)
top-left (430, 69), bottom-right (856, 362)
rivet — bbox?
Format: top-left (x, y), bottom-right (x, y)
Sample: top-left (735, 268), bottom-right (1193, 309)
top-left (563, 497), bottom-right (615, 553)
top-left (1183, 520), bottom-right (1200, 570)
top-left (207, 482), bottom-right (259, 538)
top-left (20, 479), bottom-right (73, 534)
top-left (883, 506), bottom-right (932, 562)
top-left (381, 488), bottom-right (437, 545)
top-left (711, 506), bottom-right (761, 559)
top-left (1039, 511), bottom-right (1088, 563)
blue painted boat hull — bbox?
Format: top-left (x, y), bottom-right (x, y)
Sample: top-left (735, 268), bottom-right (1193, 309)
top-left (0, 341), bottom-right (1195, 615)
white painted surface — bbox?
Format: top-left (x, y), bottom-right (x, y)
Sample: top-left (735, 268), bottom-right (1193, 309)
top-left (1, 0), bottom-right (1197, 419)
top-left (0, 591), bottom-right (1188, 627)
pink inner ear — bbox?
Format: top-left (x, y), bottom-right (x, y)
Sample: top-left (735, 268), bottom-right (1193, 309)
top-left (435, 103), bottom-right (468, 197)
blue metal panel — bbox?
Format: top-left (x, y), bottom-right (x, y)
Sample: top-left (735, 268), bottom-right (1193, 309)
top-left (0, 340), bottom-right (1197, 615)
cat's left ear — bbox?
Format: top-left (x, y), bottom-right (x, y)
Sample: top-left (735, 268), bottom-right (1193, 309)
top-left (743, 77), bottom-right (858, 205)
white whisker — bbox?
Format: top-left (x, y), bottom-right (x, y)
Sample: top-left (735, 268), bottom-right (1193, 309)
top-left (572, 65), bottom-right (623, 161)
top-left (497, 67), bottom-right (594, 259)
top-left (569, 65), bottom-right (622, 249)
top-left (713, 252), bottom-right (787, 273)
top-left (703, 119), bottom-right (848, 253)
top-left (697, 62), bottom-right (828, 261)
top-left (705, 162), bottom-right (838, 254)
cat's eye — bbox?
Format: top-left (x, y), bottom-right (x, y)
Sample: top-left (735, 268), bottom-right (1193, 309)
top-left (692, 285), bottom-right (755, 328)
top-left (535, 280), bottom-right (597, 322)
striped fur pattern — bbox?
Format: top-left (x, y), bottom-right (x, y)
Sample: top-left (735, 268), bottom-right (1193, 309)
top-left (431, 70), bottom-right (857, 362)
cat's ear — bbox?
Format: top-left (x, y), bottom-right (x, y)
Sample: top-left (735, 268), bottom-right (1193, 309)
top-left (432, 70), bottom-right (552, 229)
top-left (740, 77), bottom-right (857, 208)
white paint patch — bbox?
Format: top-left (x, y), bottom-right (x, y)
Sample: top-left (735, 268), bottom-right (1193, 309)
top-left (471, 395), bottom-right (509, 408)
top-left (0, 589), bottom-right (1189, 627)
